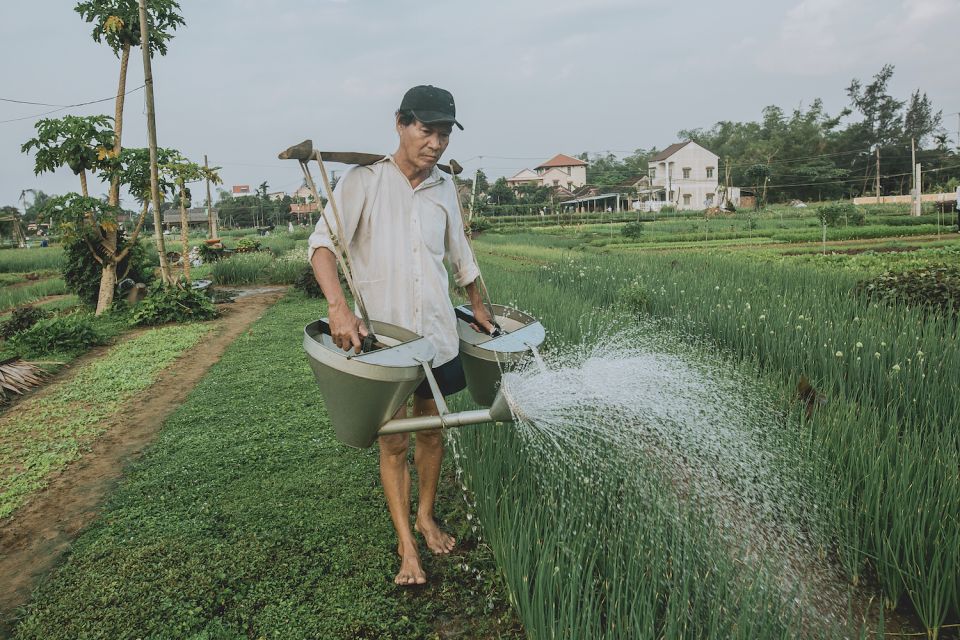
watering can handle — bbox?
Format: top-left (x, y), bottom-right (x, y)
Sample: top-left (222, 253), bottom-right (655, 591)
top-left (317, 318), bottom-right (384, 353)
top-left (455, 307), bottom-right (503, 337)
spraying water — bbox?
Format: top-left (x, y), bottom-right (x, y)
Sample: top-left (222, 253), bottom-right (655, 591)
top-left (496, 320), bottom-right (847, 631)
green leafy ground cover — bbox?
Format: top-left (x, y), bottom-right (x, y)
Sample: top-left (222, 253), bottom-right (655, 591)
top-left (0, 322), bottom-right (213, 519)
top-left (13, 293), bottom-right (520, 639)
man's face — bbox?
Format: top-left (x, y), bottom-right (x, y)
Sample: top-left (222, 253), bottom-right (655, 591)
top-left (396, 118), bottom-right (452, 174)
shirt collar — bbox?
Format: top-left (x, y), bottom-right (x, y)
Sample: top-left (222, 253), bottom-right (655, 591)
top-left (384, 154), bottom-right (445, 190)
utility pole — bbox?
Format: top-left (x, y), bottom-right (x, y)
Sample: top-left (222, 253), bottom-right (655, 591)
top-left (204, 154), bottom-right (217, 239)
top-left (875, 147), bottom-right (881, 204)
top-left (911, 137), bottom-right (921, 217)
top-left (469, 168), bottom-right (478, 222)
top-left (139, 0), bottom-right (171, 283)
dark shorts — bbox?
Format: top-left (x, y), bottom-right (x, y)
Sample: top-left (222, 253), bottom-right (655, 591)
top-left (414, 355), bottom-right (466, 400)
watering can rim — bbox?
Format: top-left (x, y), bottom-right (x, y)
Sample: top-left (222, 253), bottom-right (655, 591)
top-left (303, 319), bottom-right (436, 383)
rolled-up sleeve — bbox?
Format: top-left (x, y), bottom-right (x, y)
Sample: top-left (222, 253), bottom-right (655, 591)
top-left (443, 182), bottom-right (481, 287)
top-left (307, 167), bottom-right (366, 262)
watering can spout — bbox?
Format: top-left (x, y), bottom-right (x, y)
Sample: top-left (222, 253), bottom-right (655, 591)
top-left (488, 387), bottom-right (514, 423)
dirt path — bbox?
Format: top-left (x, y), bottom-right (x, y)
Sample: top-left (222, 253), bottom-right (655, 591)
top-left (0, 287), bottom-right (286, 635)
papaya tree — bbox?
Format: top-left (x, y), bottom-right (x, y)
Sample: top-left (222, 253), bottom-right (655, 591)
top-left (159, 153), bottom-right (221, 283)
top-left (75, 0), bottom-right (185, 289)
top-left (37, 194), bottom-right (121, 259)
top-left (107, 146), bottom-right (176, 266)
top-left (21, 115), bottom-right (115, 199)
top-left (22, 115), bottom-right (127, 314)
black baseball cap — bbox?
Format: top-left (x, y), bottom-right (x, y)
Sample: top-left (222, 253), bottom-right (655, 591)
top-left (399, 85), bottom-right (463, 130)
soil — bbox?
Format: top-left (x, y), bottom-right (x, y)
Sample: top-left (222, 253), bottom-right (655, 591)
top-left (0, 287), bottom-right (286, 636)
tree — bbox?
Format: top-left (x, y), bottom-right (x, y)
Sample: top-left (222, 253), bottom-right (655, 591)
top-left (75, 0), bottom-right (185, 292)
top-left (488, 177), bottom-right (516, 208)
top-left (902, 90), bottom-right (941, 148)
top-left (474, 169), bottom-right (489, 194)
top-left (21, 115), bottom-right (134, 313)
top-left (744, 164), bottom-right (771, 209)
top-left (159, 153), bottom-right (221, 282)
top-left (257, 181), bottom-right (269, 227)
top-left (846, 65), bottom-right (905, 149)
top-left (21, 116), bottom-right (115, 198)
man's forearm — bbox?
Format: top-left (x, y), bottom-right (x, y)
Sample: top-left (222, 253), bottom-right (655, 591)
top-left (464, 279), bottom-right (485, 310)
top-left (310, 248), bottom-right (348, 310)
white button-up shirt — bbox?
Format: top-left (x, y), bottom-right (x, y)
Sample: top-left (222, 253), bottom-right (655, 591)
top-left (307, 156), bottom-right (481, 366)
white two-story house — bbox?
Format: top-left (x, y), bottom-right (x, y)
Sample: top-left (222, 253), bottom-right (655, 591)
top-left (648, 141), bottom-right (736, 210)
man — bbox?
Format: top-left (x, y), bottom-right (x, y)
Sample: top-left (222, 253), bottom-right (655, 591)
top-left (955, 183), bottom-right (959, 232)
top-left (308, 85), bottom-right (494, 586)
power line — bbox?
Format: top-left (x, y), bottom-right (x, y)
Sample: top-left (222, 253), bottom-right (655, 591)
top-left (0, 84), bottom-right (146, 124)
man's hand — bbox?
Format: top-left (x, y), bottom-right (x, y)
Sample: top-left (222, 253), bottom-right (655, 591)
top-left (328, 301), bottom-right (368, 353)
top-left (470, 303), bottom-right (497, 335)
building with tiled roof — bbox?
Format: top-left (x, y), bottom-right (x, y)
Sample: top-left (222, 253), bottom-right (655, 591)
top-left (647, 140), bottom-right (736, 210)
top-left (506, 154), bottom-right (588, 192)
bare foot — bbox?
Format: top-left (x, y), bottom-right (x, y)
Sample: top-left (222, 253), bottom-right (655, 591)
top-left (415, 517), bottom-right (456, 554)
top-left (395, 544), bottom-right (427, 586)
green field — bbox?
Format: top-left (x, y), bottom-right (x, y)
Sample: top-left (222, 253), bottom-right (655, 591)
top-left (5, 207), bottom-right (959, 638)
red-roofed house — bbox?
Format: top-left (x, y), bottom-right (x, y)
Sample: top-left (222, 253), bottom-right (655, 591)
top-left (505, 154), bottom-right (588, 192)
top-left (505, 168), bottom-right (541, 188)
top-left (535, 154), bottom-right (587, 190)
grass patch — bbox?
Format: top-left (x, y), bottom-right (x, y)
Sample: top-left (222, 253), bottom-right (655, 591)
top-left (199, 250), bottom-right (303, 285)
top-left (0, 248), bottom-right (64, 273)
top-left (0, 278), bottom-right (67, 313)
top-left (12, 293), bottom-right (520, 639)
top-left (0, 321), bottom-right (214, 519)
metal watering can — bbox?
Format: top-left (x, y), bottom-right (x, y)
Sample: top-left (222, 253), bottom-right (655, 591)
top-left (302, 305), bottom-right (545, 449)
top-left (281, 138), bottom-right (545, 448)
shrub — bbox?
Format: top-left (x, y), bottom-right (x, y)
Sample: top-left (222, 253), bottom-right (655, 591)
top-left (469, 218), bottom-right (491, 234)
top-left (618, 280), bottom-right (650, 315)
top-left (62, 230), bottom-right (154, 306)
top-left (131, 284), bottom-right (219, 326)
top-left (234, 238), bottom-right (261, 253)
top-left (196, 243), bottom-right (225, 263)
top-left (293, 265), bottom-right (323, 298)
top-left (10, 313), bottom-right (107, 357)
top-left (210, 252), bottom-right (273, 285)
top-left (0, 305), bottom-right (51, 339)
top-left (268, 252), bottom-right (305, 284)
top-left (660, 205), bottom-right (677, 214)
top-left (817, 202), bottom-right (865, 227)
top-left (621, 222), bottom-right (644, 239)
top-left (855, 265), bottom-right (960, 315)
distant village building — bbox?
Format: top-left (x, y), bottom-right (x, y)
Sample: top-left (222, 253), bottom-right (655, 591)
top-left (643, 141), bottom-right (740, 211)
top-left (292, 184), bottom-right (313, 202)
top-left (231, 185), bottom-right (251, 197)
top-left (506, 154), bottom-right (588, 191)
top-left (162, 207), bottom-right (216, 228)
top-left (535, 154), bottom-right (588, 189)
top-left (267, 191), bottom-right (287, 202)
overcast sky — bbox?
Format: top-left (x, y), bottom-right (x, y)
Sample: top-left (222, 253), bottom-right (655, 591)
top-left (2, 0), bottom-right (958, 210)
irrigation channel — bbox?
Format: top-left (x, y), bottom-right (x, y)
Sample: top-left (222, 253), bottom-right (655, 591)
top-left (453, 320), bottom-right (865, 638)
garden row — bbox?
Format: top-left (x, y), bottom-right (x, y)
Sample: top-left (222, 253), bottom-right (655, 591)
top-left (451, 237), bottom-right (959, 638)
